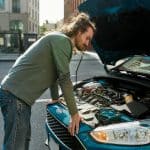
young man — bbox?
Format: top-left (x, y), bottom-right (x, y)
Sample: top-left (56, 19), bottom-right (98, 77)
top-left (0, 12), bottom-right (96, 150)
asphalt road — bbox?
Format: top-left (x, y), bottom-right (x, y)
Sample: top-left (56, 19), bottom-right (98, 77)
top-left (0, 51), bottom-right (105, 150)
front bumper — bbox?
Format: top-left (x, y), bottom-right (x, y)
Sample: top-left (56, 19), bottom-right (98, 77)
top-left (45, 103), bottom-right (150, 150)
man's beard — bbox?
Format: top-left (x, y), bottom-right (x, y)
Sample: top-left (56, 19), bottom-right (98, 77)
top-left (74, 37), bottom-right (87, 51)
top-left (76, 44), bottom-right (87, 51)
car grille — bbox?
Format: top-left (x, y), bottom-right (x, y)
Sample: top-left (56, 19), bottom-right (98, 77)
top-left (46, 110), bottom-right (85, 150)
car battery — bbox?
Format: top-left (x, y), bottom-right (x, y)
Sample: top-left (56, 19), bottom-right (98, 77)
top-left (95, 107), bottom-right (133, 125)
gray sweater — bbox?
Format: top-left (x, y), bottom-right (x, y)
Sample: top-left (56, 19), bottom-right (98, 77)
top-left (1, 32), bottom-right (78, 116)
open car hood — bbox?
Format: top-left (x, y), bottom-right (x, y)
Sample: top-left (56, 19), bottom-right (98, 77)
top-left (79, 0), bottom-right (150, 64)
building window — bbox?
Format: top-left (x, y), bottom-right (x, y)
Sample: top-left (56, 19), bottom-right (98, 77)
top-left (0, 0), bottom-right (5, 9)
top-left (12, 0), bottom-right (20, 13)
top-left (10, 20), bottom-right (23, 31)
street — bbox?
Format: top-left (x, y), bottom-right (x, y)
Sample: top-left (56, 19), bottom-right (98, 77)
top-left (0, 52), bottom-right (105, 150)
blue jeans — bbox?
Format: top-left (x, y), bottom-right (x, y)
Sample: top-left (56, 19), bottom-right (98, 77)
top-left (0, 88), bottom-right (31, 150)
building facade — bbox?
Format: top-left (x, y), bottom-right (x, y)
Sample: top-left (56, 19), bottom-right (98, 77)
top-left (0, 0), bottom-right (39, 33)
top-left (64, 0), bottom-right (86, 21)
top-left (71, 0), bottom-right (86, 13)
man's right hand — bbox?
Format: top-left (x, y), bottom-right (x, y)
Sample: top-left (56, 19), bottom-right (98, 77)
top-left (68, 112), bottom-right (81, 136)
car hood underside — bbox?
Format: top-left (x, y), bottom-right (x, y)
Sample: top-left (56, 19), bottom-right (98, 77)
top-left (79, 0), bottom-right (150, 64)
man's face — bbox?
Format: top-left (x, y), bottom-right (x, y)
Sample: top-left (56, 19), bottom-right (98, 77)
top-left (74, 27), bottom-right (94, 51)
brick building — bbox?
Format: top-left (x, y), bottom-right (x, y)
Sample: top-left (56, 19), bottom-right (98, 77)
top-left (64, 0), bottom-right (86, 21)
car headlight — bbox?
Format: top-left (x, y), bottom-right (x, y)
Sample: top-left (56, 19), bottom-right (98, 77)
top-left (90, 119), bottom-right (150, 145)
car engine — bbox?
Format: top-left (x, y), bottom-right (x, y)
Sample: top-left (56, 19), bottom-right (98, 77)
top-left (64, 78), bottom-right (150, 127)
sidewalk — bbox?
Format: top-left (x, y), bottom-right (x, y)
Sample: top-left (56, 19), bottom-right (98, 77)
top-left (0, 53), bottom-right (20, 61)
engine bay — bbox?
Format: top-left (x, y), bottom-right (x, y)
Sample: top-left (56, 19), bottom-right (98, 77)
top-left (62, 77), bottom-right (150, 127)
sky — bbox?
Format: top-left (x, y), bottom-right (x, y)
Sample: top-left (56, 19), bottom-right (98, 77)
top-left (39, 0), bottom-right (64, 25)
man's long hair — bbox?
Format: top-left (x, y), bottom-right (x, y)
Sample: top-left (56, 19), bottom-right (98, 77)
top-left (60, 13), bottom-right (96, 38)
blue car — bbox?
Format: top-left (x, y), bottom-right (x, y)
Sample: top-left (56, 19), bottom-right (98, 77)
top-left (45, 0), bottom-right (150, 149)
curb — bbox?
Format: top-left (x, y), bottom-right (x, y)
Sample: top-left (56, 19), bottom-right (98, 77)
top-left (0, 53), bottom-right (20, 61)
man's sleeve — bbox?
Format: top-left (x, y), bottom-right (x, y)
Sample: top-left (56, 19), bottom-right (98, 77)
top-left (51, 38), bottom-right (78, 116)
top-left (49, 81), bottom-right (59, 100)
